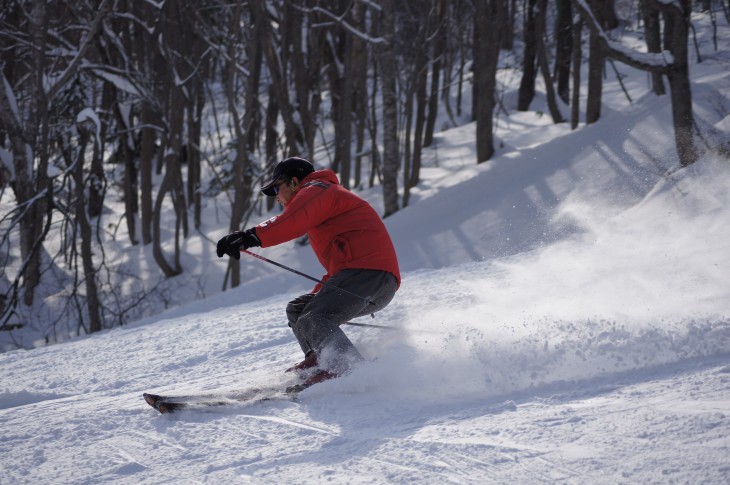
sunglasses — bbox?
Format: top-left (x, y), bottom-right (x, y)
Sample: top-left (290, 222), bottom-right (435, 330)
top-left (273, 179), bottom-right (290, 195)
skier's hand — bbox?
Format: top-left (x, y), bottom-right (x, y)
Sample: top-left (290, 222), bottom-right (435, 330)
top-left (216, 228), bottom-right (261, 260)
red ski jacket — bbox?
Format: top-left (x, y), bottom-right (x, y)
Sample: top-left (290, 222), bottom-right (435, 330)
top-left (255, 169), bottom-right (400, 291)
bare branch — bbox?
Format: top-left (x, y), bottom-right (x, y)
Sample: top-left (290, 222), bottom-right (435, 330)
top-left (45, 0), bottom-right (113, 99)
top-left (310, 7), bottom-right (386, 44)
top-left (572, 0), bottom-right (671, 73)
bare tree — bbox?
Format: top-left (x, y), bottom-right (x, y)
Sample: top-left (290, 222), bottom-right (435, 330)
top-left (381, 0), bottom-right (400, 217)
top-left (555, 0), bottom-right (573, 104)
top-left (518, 0), bottom-right (538, 111)
top-left (474, 0), bottom-right (505, 163)
top-left (536, 0), bottom-right (565, 123)
top-left (72, 117), bottom-right (103, 333)
top-left (585, 0), bottom-right (606, 124)
top-left (571, 15), bottom-right (583, 129)
top-left (572, 0), bottom-right (697, 166)
top-left (402, 0), bottom-right (432, 207)
top-left (0, 0), bottom-right (111, 313)
top-left (423, 0), bottom-right (447, 148)
top-left (254, 1), bottom-right (305, 156)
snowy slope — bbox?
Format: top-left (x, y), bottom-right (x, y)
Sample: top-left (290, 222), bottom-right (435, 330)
top-left (2, 13), bottom-right (730, 485)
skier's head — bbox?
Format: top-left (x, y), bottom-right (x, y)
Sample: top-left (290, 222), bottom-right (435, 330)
top-left (261, 157), bottom-right (315, 196)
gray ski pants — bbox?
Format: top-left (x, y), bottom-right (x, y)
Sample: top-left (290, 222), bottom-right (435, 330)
top-left (286, 268), bottom-right (398, 372)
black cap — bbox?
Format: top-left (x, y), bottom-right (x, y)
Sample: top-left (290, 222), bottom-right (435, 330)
top-left (261, 157), bottom-right (315, 196)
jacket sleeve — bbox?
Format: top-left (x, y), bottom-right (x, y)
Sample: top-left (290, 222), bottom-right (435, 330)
top-left (255, 183), bottom-right (334, 247)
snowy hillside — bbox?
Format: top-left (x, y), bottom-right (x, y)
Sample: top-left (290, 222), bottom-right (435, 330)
top-left (2, 12), bottom-right (730, 485)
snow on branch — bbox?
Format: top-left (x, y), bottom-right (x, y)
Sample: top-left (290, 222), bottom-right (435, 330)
top-left (1, 74), bottom-right (20, 126)
top-left (76, 108), bottom-right (102, 149)
top-left (310, 7), bottom-right (386, 44)
top-left (45, 0), bottom-right (113, 99)
top-left (572, 0), bottom-right (672, 73)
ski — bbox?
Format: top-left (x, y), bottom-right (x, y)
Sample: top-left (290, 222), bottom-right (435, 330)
top-left (143, 385), bottom-right (296, 414)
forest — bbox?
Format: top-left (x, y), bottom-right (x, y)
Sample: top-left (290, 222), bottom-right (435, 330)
top-left (0, 0), bottom-right (727, 347)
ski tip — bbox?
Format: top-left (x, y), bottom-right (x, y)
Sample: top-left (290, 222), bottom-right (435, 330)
top-left (143, 393), bottom-right (161, 408)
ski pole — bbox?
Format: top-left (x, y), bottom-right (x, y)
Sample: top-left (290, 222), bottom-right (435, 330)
top-left (241, 250), bottom-right (398, 331)
top-left (343, 320), bottom-right (397, 330)
top-left (240, 249), bottom-right (376, 306)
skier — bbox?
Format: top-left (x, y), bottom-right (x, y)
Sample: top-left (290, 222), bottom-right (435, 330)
top-left (216, 157), bottom-right (400, 388)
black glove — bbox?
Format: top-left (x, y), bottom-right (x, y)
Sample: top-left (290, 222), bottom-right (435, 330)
top-left (216, 228), bottom-right (261, 260)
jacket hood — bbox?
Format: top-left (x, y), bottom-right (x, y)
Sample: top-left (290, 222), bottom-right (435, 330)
top-left (306, 169), bottom-right (340, 186)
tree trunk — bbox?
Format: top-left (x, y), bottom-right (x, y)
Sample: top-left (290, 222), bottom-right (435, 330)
top-left (336, 29), bottom-right (354, 190)
top-left (586, 0), bottom-right (605, 125)
top-left (139, 104), bottom-right (155, 245)
top-left (502, 0), bottom-right (517, 50)
top-left (90, 82), bottom-right (113, 219)
top-left (22, 0), bottom-right (51, 306)
top-left (601, 0), bottom-right (620, 30)
top-left (404, 44), bottom-right (428, 208)
top-left (368, 43), bottom-right (382, 189)
top-left (265, 83), bottom-right (280, 213)
top-left (424, 0), bottom-right (446, 148)
top-left (402, 75), bottom-right (414, 207)
top-left (475, 0), bottom-right (503, 163)
top-left (254, 0), bottom-right (303, 155)
top-left (381, 1), bottom-right (400, 217)
top-left (351, 2), bottom-right (368, 189)
top-left (571, 16), bottom-right (583, 129)
top-left (555, 0), bottom-right (573, 104)
top-left (641, 1), bottom-right (666, 95)
top-left (518, 0), bottom-right (538, 111)
top-left (152, 161), bottom-right (183, 278)
top-left (73, 125), bottom-right (103, 333)
top-left (226, 2), bottom-right (252, 289)
top-left (122, 127), bottom-right (139, 244)
top-left (663, 0), bottom-right (697, 166)
top-left (536, 0), bottom-right (565, 123)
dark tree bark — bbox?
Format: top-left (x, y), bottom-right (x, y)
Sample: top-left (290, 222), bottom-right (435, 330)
top-left (586, 0), bottom-right (605, 124)
top-left (536, 0), bottom-right (565, 123)
top-left (254, 1), bottom-right (304, 156)
top-left (601, 0), bottom-right (620, 30)
top-left (641, 0), bottom-right (666, 95)
top-left (336, 26), bottom-right (354, 190)
top-left (351, 2), bottom-right (369, 189)
top-left (518, 0), bottom-right (538, 111)
top-left (265, 83), bottom-right (280, 213)
top-left (224, 2), bottom-right (256, 289)
top-left (571, 16), bottom-right (583, 129)
top-left (290, 3), bottom-right (325, 160)
top-left (381, 0), bottom-right (400, 217)
top-left (152, 161), bottom-right (183, 278)
top-left (187, 85), bottom-right (205, 230)
top-left (501, 0), bottom-right (517, 50)
top-left (139, 103), bottom-right (156, 246)
top-left (404, 38), bottom-right (429, 208)
top-left (555, 0), bottom-right (573, 104)
top-left (73, 124), bottom-right (102, 333)
top-left (424, 0), bottom-right (447, 148)
top-left (474, 0), bottom-right (504, 163)
top-left (662, 0), bottom-right (697, 166)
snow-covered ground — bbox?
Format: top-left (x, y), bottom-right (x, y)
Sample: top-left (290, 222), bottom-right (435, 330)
top-left (2, 12), bottom-right (730, 485)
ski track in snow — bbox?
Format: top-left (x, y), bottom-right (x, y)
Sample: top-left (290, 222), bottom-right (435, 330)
top-left (1, 355), bottom-right (729, 483)
top-left (1, 271), bottom-right (729, 483)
